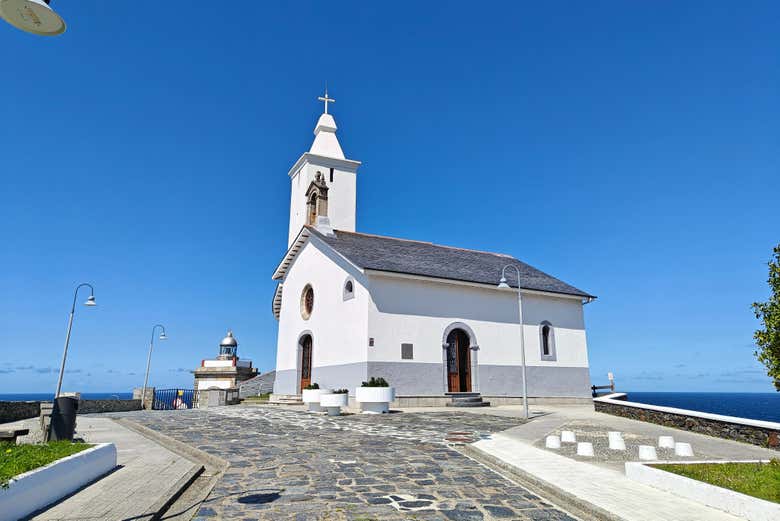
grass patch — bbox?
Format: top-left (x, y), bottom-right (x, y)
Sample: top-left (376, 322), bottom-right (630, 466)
top-left (1, 441), bottom-right (92, 488)
top-left (653, 459), bottom-right (780, 504)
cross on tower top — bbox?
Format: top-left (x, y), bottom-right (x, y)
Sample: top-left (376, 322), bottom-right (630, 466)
top-left (318, 88), bottom-right (335, 114)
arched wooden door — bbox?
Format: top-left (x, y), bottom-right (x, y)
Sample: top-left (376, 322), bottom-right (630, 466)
top-left (300, 335), bottom-right (312, 391)
top-left (446, 329), bottom-right (471, 392)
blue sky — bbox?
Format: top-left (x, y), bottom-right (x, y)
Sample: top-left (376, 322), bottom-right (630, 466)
top-left (1, 2), bottom-right (778, 394)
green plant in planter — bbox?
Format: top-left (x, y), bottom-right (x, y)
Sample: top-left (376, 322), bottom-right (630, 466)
top-left (360, 377), bottom-right (389, 387)
top-left (332, 388), bottom-right (349, 394)
top-left (303, 383), bottom-right (320, 390)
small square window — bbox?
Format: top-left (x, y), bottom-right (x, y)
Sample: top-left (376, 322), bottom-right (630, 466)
top-left (368, 337), bottom-right (375, 347)
top-left (401, 343), bottom-right (413, 360)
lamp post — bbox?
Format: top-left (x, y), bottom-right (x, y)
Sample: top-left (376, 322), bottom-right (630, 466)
top-left (55, 283), bottom-right (96, 399)
top-left (498, 265), bottom-right (529, 419)
top-left (141, 324), bottom-right (167, 409)
top-left (0, 0), bottom-right (66, 36)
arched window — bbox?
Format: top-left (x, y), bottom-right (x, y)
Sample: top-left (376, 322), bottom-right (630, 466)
top-left (300, 284), bottom-right (314, 319)
top-left (539, 321), bottom-right (556, 361)
top-left (343, 278), bottom-right (355, 301)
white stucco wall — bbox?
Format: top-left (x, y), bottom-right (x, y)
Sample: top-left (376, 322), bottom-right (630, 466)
top-left (274, 237), bottom-right (369, 391)
top-left (288, 160), bottom-right (358, 246)
top-left (195, 379), bottom-right (233, 390)
top-left (366, 274), bottom-right (589, 368)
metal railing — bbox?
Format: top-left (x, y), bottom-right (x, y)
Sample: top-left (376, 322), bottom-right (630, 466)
top-left (152, 388), bottom-right (199, 410)
top-left (591, 372), bottom-right (616, 397)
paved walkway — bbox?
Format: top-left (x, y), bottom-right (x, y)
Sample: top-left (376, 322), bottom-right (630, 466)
top-left (496, 403), bottom-right (779, 471)
top-left (474, 432), bottom-right (741, 521)
top-left (8, 416), bottom-right (200, 521)
top-left (114, 406), bottom-right (582, 520)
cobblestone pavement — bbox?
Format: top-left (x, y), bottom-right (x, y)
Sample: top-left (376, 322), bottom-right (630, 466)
top-left (116, 406), bottom-right (580, 521)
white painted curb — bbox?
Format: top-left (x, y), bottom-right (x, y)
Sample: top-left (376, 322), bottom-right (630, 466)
top-left (595, 393), bottom-right (780, 431)
top-left (0, 442), bottom-right (117, 521)
top-left (625, 460), bottom-right (780, 521)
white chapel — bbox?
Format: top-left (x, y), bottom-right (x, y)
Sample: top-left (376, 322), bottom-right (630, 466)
top-left (271, 92), bottom-right (596, 406)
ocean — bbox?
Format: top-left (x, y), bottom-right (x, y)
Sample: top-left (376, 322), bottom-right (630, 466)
top-left (0, 392), bottom-right (133, 401)
top-left (627, 392), bottom-right (780, 423)
top-left (2, 391), bottom-right (778, 423)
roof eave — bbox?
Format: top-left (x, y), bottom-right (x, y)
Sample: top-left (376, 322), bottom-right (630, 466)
top-left (272, 227), bottom-right (313, 280)
top-left (363, 268), bottom-right (595, 300)
top-left (287, 153), bottom-right (362, 178)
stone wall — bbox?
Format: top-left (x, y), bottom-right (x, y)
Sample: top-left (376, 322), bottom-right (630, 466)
top-left (594, 396), bottom-right (780, 450)
top-left (1, 399), bottom-right (142, 424)
top-left (77, 399), bottom-right (141, 414)
top-left (0, 401), bottom-right (41, 423)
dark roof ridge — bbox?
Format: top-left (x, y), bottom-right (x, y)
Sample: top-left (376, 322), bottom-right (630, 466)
top-left (308, 226), bottom-right (515, 260)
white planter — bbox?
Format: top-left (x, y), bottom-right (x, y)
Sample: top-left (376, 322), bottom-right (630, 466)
top-left (320, 393), bottom-right (348, 416)
top-left (355, 386), bottom-right (395, 414)
top-left (301, 388), bottom-right (331, 412)
top-left (626, 460), bottom-right (780, 521)
top-left (0, 443), bottom-right (117, 521)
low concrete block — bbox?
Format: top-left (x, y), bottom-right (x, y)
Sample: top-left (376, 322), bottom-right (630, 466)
top-left (545, 435), bottom-right (561, 449)
top-left (0, 442), bottom-right (117, 521)
top-left (560, 430), bottom-right (576, 443)
top-left (638, 445), bottom-right (658, 460)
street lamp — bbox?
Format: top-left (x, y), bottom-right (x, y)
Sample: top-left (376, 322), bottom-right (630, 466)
top-left (0, 0), bottom-right (66, 36)
top-left (141, 324), bottom-right (167, 409)
top-left (55, 283), bottom-right (96, 399)
top-left (498, 265), bottom-right (529, 419)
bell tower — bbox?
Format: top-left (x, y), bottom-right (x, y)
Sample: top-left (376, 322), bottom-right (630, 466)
top-left (287, 89), bottom-right (361, 246)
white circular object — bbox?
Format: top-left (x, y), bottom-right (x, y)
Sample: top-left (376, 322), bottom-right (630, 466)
top-left (320, 392), bottom-right (348, 408)
top-left (608, 437), bottom-right (626, 451)
top-left (560, 430), bottom-right (576, 443)
top-left (302, 388), bottom-right (331, 412)
top-left (545, 435), bottom-right (561, 449)
top-left (674, 442), bottom-right (694, 457)
top-left (355, 386), bottom-right (395, 414)
top-left (638, 445), bottom-right (658, 460)
top-left (576, 442), bottom-right (594, 457)
top-left (658, 436), bottom-right (675, 449)
top-left (0, 0), bottom-right (66, 36)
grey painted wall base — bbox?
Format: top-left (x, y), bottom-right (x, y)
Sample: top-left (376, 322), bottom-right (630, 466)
top-left (274, 361), bottom-right (591, 398)
top-left (392, 396), bottom-right (594, 407)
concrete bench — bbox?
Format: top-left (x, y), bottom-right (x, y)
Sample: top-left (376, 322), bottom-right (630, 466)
top-left (0, 429), bottom-right (30, 444)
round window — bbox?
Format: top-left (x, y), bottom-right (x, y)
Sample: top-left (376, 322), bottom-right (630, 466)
top-left (300, 284), bottom-right (314, 319)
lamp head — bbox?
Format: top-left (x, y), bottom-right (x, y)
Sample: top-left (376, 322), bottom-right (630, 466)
top-left (159, 332), bottom-right (167, 340)
top-left (0, 0), bottom-right (66, 36)
top-left (84, 295), bottom-right (97, 307)
top-left (497, 276), bottom-right (510, 289)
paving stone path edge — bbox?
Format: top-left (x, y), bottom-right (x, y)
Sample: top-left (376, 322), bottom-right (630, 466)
top-left (459, 444), bottom-right (623, 521)
top-left (114, 418), bottom-right (226, 520)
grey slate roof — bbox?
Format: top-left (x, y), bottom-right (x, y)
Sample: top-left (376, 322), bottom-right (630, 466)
top-left (309, 227), bottom-right (594, 298)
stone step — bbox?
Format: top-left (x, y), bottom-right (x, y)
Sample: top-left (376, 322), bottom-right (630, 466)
top-left (445, 392), bottom-right (481, 397)
top-left (268, 394), bottom-right (304, 405)
top-left (451, 396), bottom-right (484, 403)
top-left (446, 401), bottom-right (491, 407)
